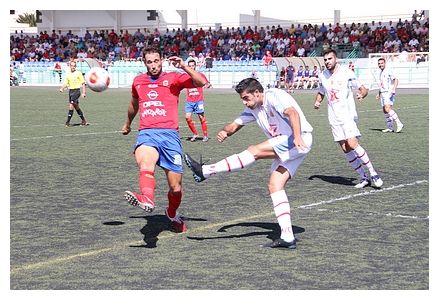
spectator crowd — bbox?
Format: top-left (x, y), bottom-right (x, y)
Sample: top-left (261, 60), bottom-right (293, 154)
top-left (10, 11), bottom-right (428, 66)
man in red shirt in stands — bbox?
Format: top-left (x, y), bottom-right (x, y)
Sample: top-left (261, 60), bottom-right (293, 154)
top-left (263, 50), bottom-right (273, 66)
top-left (121, 46), bottom-right (207, 233)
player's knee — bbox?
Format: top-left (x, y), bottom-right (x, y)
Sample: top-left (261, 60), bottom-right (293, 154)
top-left (169, 184), bottom-right (182, 194)
top-left (246, 145), bottom-right (260, 157)
top-left (268, 182), bottom-right (283, 194)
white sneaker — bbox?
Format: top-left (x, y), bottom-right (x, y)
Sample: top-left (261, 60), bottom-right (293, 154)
top-left (371, 175), bottom-right (383, 188)
top-left (382, 128), bottom-right (394, 133)
top-left (355, 179), bottom-right (370, 188)
top-left (396, 123), bottom-right (404, 133)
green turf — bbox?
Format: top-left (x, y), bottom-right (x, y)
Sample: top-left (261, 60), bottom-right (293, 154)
top-left (10, 86), bottom-right (429, 289)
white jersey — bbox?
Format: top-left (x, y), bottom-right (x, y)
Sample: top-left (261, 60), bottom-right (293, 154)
top-left (318, 65), bottom-right (362, 125)
top-left (379, 67), bottom-right (396, 94)
top-left (234, 88), bottom-right (313, 139)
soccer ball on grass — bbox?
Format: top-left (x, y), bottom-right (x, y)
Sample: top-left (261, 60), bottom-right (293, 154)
top-left (85, 67), bottom-right (110, 92)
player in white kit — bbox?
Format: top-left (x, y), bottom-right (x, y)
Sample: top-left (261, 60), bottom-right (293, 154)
top-left (377, 57), bottom-right (404, 133)
top-left (184, 78), bottom-right (313, 250)
top-left (314, 48), bottom-right (383, 189)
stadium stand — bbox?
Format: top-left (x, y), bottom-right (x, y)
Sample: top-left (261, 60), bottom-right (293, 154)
top-left (9, 11), bottom-right (428, 89)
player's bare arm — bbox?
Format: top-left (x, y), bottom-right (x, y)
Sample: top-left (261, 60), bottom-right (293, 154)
top-left (217, 122), bottom-right (243, 142)
top-left (284, 107), bottom-right (306, 151)
top-left (314, 92), bottom-right (324, 109)
top-left (356, 85), bottom-right (368, 101)
top-left (122, 96), bottom-right (139, 135)
top-left (169, 56), bottom-right (207, 87)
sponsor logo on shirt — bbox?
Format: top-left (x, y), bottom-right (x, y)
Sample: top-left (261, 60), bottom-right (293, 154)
top-left (147, 90), bottom-right (158, 100)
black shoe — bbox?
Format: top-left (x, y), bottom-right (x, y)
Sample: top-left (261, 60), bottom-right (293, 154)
top-left (183, 153), bottom-right (206, 182)
top-left (65, 122), bottom-right (71, 127)
top-left (263, 238), bottom-right (296, 250)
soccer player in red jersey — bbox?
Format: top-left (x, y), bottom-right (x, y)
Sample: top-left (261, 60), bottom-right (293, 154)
top-left (185, 59), bottom-right (211, 142)
top-left (121, 46), bottom-right (207, 233)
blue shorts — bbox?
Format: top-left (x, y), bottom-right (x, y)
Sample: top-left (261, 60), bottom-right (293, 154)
top-left (185, 100), bottom-right (205, 114)
top-left (134, 128), bottom-right (183, 173)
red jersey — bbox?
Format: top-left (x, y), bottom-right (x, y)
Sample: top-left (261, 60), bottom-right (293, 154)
top-left (186, 73), bottom-right (208, 102)
top-left (132, 72), bottom-right (196, 130)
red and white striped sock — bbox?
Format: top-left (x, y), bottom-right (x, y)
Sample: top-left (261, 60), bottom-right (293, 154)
top-left (384, 113), bottom-right (394, 131)
top-left (345, 150), bottom-right (367, 179)
top-left (203, 150), bottom-right (255, 177)
top-left (354, 145), bottom-right (377, 176)
top-left (271, 190), bottom-right (294, 242)
top-left (389, 109), bottom-right (402, 126)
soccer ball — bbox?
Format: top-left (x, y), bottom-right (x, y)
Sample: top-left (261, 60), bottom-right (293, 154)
top-left (85, 67), bottom-right (110, 92)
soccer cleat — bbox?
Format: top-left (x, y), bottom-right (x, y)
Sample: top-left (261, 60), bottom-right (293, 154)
top-left (65, 122), bottom-right (71, 127)
top-left (355, 178), bottom-right (370, 188)
top-left (396, 123), bottom-right (404, 133)
top-left (381, 128), bottom-right (393, 133)
top-left (183, 153), bottom-right (206, 182)
top-left (190, 135), bottom-right (198, 142)
top-left (202, 136), bottom-right (209, 142)
top-left (81, 119), bottom-right (90, 126)
top-left (124, 191), bottom-right (154, 212)
top-left (165, 208), bottom-right (187, 233)
top-left (371, 175), bottom-right (383, 188)
top-left (263, 238), bottom-right (296, 250)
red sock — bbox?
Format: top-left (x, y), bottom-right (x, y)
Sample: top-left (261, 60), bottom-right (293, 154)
top-left (200, 116), bottom-right (208, 137)
top-left (167, 191), bottom-right (182, 218)
top-left (186, 117), bottom-right (198, 135)
top-left (139, 170), bottom-right (155, 202)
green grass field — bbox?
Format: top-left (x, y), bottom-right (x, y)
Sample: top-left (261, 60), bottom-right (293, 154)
top-left (10, 86), bottom-right (429, 290)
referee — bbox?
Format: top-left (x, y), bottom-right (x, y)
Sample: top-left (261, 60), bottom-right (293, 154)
top-left (59, 60), bottom-right (89, 127)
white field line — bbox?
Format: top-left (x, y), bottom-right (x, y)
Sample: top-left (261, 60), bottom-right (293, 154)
top-left (10, 179), bottom-right (428, 273)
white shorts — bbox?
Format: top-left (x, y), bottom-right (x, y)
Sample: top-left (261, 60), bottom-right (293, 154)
top-left (268, 132), bottom-right (312, 177)
top-left (380, 93), bottom-right (395, 107)
top-left (331, 120), bottom-right (361, 142)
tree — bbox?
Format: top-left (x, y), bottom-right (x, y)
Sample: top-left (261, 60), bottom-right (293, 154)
top-left (16, 12), bottom-right (37, 27)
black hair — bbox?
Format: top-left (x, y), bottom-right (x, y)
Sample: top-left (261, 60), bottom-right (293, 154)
top-left (234, 78), bottom-right (264, 94)
top-left (322, 48), bottom-right (337, 57)
top-left (143, 46), bottom-right (162, 58)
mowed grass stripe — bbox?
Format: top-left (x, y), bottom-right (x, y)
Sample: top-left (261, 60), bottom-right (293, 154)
top-left (10, 179), bottom-right (427, 274)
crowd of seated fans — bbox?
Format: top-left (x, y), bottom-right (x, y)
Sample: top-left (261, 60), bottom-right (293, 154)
top-left (9, 11), bottom-right (428, 67)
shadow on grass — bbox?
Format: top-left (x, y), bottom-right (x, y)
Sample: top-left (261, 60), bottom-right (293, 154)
top-left (187, 222), bottom-right (305, 243)
top-left (309, 174), bottom-right (356, 186)
top-left (129, 214), bottom-right (207, 248)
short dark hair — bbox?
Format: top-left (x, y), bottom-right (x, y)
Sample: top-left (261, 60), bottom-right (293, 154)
top-left (235, 78), bottom-right (264, 94)
top-left (378, 57), bottom-right (386, 63)
top-left (322, 48), bottom-right (337, 57)
top-left (143, 46), bottom-right (161, 58)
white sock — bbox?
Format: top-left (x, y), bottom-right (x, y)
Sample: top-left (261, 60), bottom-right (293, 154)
top-left (384, 113), bottom-right (394, 131)
top-left (354, 145), bottom-right (377, 176)
top-left (389, 109), bottom-right (402, 126)
top-left (202, 150), bottom-right (255, 177)
top-left (345, 150), bottom-right (367, 179)
top-left (271, 190), bottom-right (294, 242)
